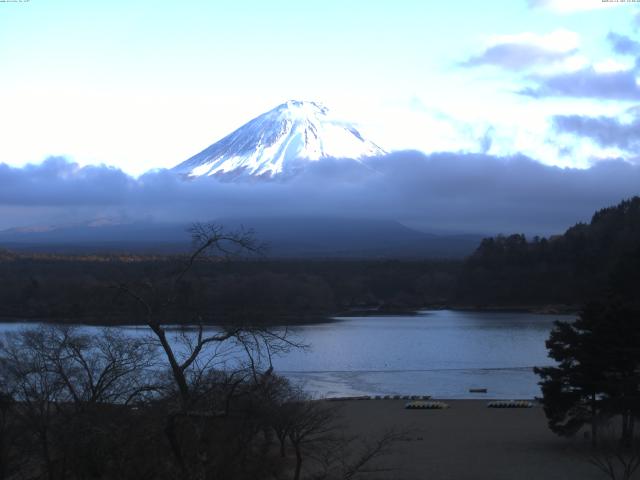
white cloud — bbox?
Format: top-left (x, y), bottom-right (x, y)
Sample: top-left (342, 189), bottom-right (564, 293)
top-left (488, 29), bottom-right (580, 53)
top-left (528, 0), bottom-right (621, 13)
top-left (594, 58), bottom-right (635, 73)
top-left (553, 54), bottom-right (590, 73)
top-left (462, 30), bottom-right (582, 71)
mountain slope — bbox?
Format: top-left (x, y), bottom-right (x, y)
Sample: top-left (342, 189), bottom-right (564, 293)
top-left (173, 100), bottom-right (385, 179)
top-left (0, 218), bottom-right (482, 258)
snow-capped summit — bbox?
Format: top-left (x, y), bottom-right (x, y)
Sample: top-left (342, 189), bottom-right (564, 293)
top-left (173, 100), bottom-right (385, 178)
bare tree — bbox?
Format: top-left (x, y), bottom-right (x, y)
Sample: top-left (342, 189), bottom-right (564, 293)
top-left (1, 328), bottom-right (68, 480)
top-left (0, 381), bottom-right (17, 480)
top-left (115, 223), bottom-right (301, 410)
top-left (0, 325), bottom-right (157, 480)
top-left (588, 421), bottom-right (640, 480)
top-left (114, 223), bottom-right (309, 479)
top-left (287, 399), bottom-right (339, 480)
top-left (264, 386), bottom-right (403, 480)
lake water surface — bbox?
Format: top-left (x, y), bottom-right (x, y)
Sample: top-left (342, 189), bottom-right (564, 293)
top-left (273, 310), bottom-right (572, 399)
top-left (0, 310), bottom-right (573, 399)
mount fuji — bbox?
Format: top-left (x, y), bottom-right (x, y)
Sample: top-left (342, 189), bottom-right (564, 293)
top-left (172, 100), bottom-right (385, 179)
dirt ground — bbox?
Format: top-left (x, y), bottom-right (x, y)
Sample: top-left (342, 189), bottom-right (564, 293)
top-left (331, 399), bottom-right (607, 480)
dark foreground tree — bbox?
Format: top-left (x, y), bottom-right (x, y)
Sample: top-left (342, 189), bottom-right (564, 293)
top-left (0, 325), bottom-right (401, 480)
top-left (0, 377), bottom-right (17, 480)
top-left (535, 301), bottom-right (640, 446)
top-left (0, 325), bottom-right (156, 480)
top-left (114, 223), bottom-right (310, 479)
top-left (263, 381), bottom-right (402, 480)
top-left (588, 421), bottom-right (640, 480)
top-left (116, 223), bottom-right (301, 408)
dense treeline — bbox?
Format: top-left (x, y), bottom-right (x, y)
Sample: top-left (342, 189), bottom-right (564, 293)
top-left (2, 196), bottom-right (640, 325)
top-left (526, 199), bottom-right (640, 477)
top-left (456, 196), bottom-right (640, 308)
top-left (0, 254), bottom-right (460, 325)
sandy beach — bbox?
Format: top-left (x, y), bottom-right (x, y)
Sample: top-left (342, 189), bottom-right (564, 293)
top-left (332, 399), bottom-right (603, 480)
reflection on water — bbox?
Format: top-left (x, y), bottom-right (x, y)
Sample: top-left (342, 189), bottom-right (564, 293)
top-left (0, 310), bottom-right (573, 399)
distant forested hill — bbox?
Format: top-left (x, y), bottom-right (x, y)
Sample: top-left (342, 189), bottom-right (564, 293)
top-left (455, 197), bottom-right (640, 307)
top-left (2, 197), bottom-right (639, 324)
top-left (0, 255), bottom-right (460, 325)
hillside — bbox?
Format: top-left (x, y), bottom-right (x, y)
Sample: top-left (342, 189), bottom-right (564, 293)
top-left (455, 196), bottom-right (640, 307)
top-left (0, 217), bottom-right (481, 259)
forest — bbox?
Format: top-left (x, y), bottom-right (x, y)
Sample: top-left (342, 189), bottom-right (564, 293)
top-left (457, 196), bottom-right (640, 309)
top-left (0, 254), bottom-right (460, 325)
top-left (1, 196), bottom-right (639, 325)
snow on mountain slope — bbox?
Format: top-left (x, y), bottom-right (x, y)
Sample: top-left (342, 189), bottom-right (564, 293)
top-left (172, 100), bottom-right (386, 178)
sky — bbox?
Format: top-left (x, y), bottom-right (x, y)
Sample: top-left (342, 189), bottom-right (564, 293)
top-left (1, 0), bottom-right (637, 174)
top-left (0, 0), bottom-right (640, 235)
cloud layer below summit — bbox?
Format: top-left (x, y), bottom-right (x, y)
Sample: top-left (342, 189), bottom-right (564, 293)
top-left (1, 153), bottom-right (639, 236)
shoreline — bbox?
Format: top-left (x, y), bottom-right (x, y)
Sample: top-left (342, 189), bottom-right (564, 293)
top-left (429, 304), bottom-right (579, 315)
top-left (324, 395), bottom-right (540, 402)
top-left (0, 312), bottom-right (335, 328)
top-left (0, 305), bottom-right (578, 328)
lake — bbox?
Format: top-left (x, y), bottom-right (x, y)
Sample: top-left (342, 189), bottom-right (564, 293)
top-left (0, 310), bottom-right (573, 399)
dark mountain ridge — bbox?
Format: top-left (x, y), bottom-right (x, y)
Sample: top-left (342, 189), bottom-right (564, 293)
top-left (0, 217), bottom-right (483, 259)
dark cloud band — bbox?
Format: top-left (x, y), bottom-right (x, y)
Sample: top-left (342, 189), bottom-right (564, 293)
top-left (462, 43), bottom-right (575, 70)
top-left (521, 68), bottom-right (640, 100)
top-left (553, 114), bottom-right (640, 151)
top-left (0, 153), bottom-right (639, 236)
top-left (607, 32), bottom-right (640, 55)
